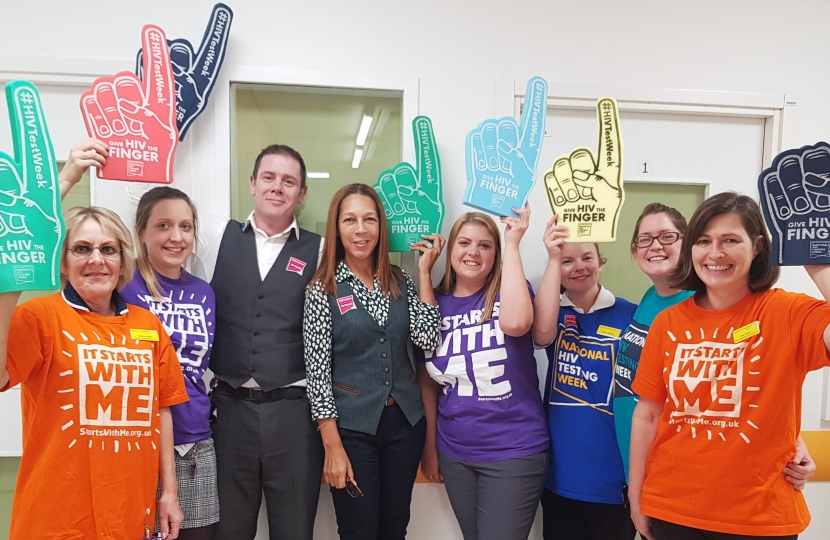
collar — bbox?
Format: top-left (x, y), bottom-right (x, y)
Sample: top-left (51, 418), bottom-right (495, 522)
top-left (244, 212), bottom-right (300, 240)
top-left (561, 285), bottom-right (615, 314)
top-left (62, 281), bottom-right (129, 316)
top-left (335, 260), bottom-right (357, 284)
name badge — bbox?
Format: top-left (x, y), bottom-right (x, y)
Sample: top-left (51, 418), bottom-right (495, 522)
top-left (286, 257), bottom-right (307, 275)
top-left (130, 329), bottom-right (159, 342)
top-left (337, 295), bottom-right (356, 315)
top-left (733, 321), bottom-right (760, 343)
top-left (565, 314), bottom-right (578, 327)
top-left (597, 325), bottom-right (621, 338)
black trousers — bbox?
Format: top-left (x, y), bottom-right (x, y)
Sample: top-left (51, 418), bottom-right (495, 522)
top-left (651, 518), bottom-right (798, 540)
top-left (541, 488), bottom-right (636, 540)
top-left (330, 403), bottom-right (426, 540)
top-left (211, 390), bottom-right (324, 540)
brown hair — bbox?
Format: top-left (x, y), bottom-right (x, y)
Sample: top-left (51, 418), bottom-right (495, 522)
top-left (437, 212), bottom-right (502, 323)
top-left (310, 183), bottom-right (402, 297)
top-left (631, 202), bottom-right (688, 246)
top-left (252, 144), bottom-right (307, 188)
top-left (135, 187), bottom-right (198, 299)
top-left (669, 192), bottom-right (779, 293)
top-left (62, 206), bottom-right (136, 291)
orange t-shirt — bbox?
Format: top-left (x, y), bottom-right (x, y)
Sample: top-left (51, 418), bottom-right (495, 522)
top-left (2, 292), bottom-right (188, 540)
top-left (632, 289), bottom-right (830, 536)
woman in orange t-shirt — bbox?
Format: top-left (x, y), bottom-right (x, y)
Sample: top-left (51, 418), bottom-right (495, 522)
top-left (0, 206), bottom-right (188, 540)
top-left (629, 192), bottom-right (830, 540)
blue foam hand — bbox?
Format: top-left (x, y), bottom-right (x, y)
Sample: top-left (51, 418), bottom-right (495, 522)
top-left (759, 141), bottom-right (830, 265)
top-left (0, 81), bottom-right (64, 292)
top-left (463, 76), bottom-right (547, 217)
top-left (136, 3), bottom-right (233, 141)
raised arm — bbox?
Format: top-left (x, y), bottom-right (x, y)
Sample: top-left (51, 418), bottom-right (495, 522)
top-left (58, 138), bottom-right (108, 200)
top-left (532, 216), bottom-right (569, 347)
top-left (498, 205), bottom-right (533, 337)
top-left (0, 292), bottom-right (22, 389)
top-left (804, 265), bottom-right (830, 354)
top-left (629, 397), bottom-right (663, 540)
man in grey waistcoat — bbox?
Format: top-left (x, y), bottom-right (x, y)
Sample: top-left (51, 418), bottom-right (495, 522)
top-left (209, 145), bottom-right (324, 540)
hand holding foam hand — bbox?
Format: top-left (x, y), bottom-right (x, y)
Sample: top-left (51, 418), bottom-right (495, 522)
top-left (81, 25), bottom-right (178, 184)
top-left (136, 3), bottom-right (233, 141)
top-left (760, 142), bottom-right (830, 265)
top-left (544, 98), bottom-right (624, 242)
top-left (374, 116), bottom-right (444, 252)
top-left (464, 77), bottom-right (547, 217)
top-left (0, 81), bottom-right (64, 292)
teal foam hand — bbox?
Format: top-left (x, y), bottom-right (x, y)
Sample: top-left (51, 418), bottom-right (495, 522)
top-left (374, 116), bottom-right (444, 252)
top-left (0, 81), bottom-right (64, 292)
top-left (464, 77), bottom-right (547, 217)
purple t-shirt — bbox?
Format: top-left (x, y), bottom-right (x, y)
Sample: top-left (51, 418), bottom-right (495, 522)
top-left (422, 286), bottom-right (549, 462)
top-left (121, 270), bottom-right (215, 445)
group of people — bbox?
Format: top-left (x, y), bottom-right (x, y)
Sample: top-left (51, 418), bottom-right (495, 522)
top-left (0, 135), bottom-right (826, 540)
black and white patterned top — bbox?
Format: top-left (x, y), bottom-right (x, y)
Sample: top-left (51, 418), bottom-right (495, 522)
top-left (303, 261), bottom-right (440, 421)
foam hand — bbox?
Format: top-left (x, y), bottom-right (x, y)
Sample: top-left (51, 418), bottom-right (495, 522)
top-left (464, 77), bottom-right (547, 217)
top-left (81, 25), bottom-right (178, 184)
top-left (374, 116), bottom-right (444, 252)
top-left (760, 142), bottom-right (830, 265)
top-left (0, 81), bottom-right (64, 292)
top-left (136, 3), bottom-right (233, 141)
top-left (544, 98), bottom-right (624, 242)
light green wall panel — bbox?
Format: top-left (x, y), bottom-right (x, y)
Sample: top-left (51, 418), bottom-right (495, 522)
top-left (0, 457), bottom-right (20, 539)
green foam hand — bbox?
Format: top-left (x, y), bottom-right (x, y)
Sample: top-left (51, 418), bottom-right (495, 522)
top-left (0, 81), bottom-right (64, 292)
top-left (374, 116), bottom-right (444, 252)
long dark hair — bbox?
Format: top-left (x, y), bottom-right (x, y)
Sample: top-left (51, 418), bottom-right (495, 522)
top-left (310, 183), bottom-right (402, 298)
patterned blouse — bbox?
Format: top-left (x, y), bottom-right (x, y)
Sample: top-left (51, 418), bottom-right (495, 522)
top-left (303, 261), bottom-right (440, 421)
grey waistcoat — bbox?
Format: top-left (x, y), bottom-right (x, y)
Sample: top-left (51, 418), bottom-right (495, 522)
top-left (328, 278), bottom-right (425, 435)
top-left (210, 220), bottom-right (321, 391)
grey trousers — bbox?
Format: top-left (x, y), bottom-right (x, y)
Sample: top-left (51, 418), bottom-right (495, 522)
top-left (211, 391), bottom-right (324, 540)
top-left (438, 449), bottom-right (549, 540)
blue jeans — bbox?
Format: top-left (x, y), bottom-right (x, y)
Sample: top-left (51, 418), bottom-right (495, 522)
top-left (330, 403), bottom-right (426, 540)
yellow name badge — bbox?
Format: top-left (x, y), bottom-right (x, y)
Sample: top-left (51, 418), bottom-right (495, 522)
top-left (130, 329), bottom-right (159, 342)
top-left (596, 325), bottom-right (622, 338)
top-left (733, 321), bottom-right (760, 343)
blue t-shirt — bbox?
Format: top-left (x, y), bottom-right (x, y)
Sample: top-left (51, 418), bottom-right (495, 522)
top-left (613, 286), bottom-right (693, 479)
top-left (544, 295), bottom-right (637, 504)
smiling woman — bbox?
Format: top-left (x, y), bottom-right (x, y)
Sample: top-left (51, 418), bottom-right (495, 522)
top-left (0, 205), bottom-right (188, 539)
top-left (628, 192), bottom-right (830, 540)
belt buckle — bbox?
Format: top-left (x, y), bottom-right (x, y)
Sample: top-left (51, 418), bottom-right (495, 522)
top-left (245, 387), bottom-right (257, 402)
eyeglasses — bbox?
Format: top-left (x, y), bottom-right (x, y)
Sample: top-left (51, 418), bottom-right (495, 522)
top-left (345, 477), bottom-right (364, 498)
top-left (633, 232), bottom-right (681, 248)
top-left (68, 245), bottom-right (122, 260)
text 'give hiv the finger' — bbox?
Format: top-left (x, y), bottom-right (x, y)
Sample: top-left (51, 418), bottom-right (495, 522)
top-left (544, 97), bottom-right (624, 242)
top-left (463, 77), bottom-right (547, 218)
top-left (759, 142), bottom-right (830, 265)
top-left (373, 116), bottom-right (445, 252)
top-left (81, 25), bottom-right (179, 184)
top-left (136, 3), bottom-right (233, 141)
top-left (0, 81), bottom-right (65, 292)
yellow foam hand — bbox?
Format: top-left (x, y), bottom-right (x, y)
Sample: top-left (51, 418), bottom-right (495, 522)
top-left (544, 98), bottom-right (624, 242)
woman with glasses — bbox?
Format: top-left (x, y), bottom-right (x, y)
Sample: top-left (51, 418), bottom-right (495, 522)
top-left (532, 221), bottom-right (638, 540)
top-left (59, 140), bottom-right (220, 539)
top-left (418, 207), bottom-right (551, 540)
top-left (302, 183), bottom-right (443, 540)
top-left (0, 203), bottom-right (187, 539)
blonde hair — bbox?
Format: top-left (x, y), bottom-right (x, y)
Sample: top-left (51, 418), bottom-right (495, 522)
top-left (134, 187), bottom-right (198, 299)
top-left (310, 183), bottom-right (403, 298)
top-left (437, 212), bottom-right (502, 323)
top-left (62, 206), bottom-right (136, 291)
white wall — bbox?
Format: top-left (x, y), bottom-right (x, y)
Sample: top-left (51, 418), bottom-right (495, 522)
top-left (1, 0), bottom-right (830, 538)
